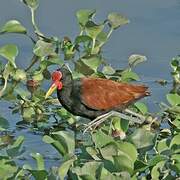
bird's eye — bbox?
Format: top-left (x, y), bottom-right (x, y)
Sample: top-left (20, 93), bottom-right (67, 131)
top-left (52, 71), bottom-right (62, 81)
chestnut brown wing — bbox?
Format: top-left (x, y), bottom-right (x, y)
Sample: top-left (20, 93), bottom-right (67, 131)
top-left (81, 77), bottom-right (149, 110)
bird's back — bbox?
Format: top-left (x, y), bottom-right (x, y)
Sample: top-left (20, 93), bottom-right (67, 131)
top-left (80, 77), bottom-right (150, 111)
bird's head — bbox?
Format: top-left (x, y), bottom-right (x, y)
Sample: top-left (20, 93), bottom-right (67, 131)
top-left (45, 70), bottom-right (63, 99)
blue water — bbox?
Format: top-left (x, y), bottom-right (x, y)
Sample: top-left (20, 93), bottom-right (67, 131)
top-left (0, 0), bottom-right (179, 168)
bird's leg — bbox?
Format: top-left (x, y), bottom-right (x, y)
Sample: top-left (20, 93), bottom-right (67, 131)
top-left (86, 108), bottom-right (146, 127)
top-left (83, 110), bottom-right (144, 134)
top-left (84, 112), bottom-right (112, 127)
top-left (83, 111), bottom-right (114, 133)
top-left (124, 108), bottom-right (147, 122)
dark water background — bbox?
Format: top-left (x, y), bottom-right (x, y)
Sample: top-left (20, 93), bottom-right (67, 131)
top-left (0, 0), bottom-right (180, 168)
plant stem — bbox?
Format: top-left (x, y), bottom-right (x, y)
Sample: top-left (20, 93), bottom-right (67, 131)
top-left (79, 26), bottom-right (84, 36)
top-left (0, 75), bottom-right (8, 97)
top-left (26, 34), bottom-right (36, 44)
top-left (107, 27), bottom-right (113, 40)
top-left (91, 38), bottom-right (96, 53)
top-left (99, 27), bottom-right (114, 48)
top-left (25, 55), bottom-right (39, 72)
top-left (31, 9), bottom-right (44, 38)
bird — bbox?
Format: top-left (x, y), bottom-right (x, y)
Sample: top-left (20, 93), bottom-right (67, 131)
top-left (45, 65), bottom-right (150, 132)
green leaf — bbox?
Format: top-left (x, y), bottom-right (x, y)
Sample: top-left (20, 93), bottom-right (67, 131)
top-left (148, 155), bottom-right (168, 167)
top-left (113, 155), bottom-right (134, 174)
top-left (52, 130), bottom-right (75, 154)
top-left (42, 135), bottom-right (55, 144)
top-left (0, 63), bottom-right (15, 97)
top-left (28, 170), bottom-right (48, 180)
top-left (14, 69), bottom-right (27, 81)
top-left (118, 172), bottom-right (132, 180)
top-left (128, 54), bottom-right (147, 68)
top-left (0, 20), bottom-right (27, 34)
top-left (86, 147), bottom-right (101, 160)
top-left (58, 155), bottom-right (76, 180)
top-left (48, 57), bottom-right (64, 65)
top-left (102, 65), bottom-right (115, 75)
top-left (128, 128), bottom-right (156, 150)
top-left (56, 108), bottom-right (74, 120)
top-left (76, 9), bottom-right (96, 27)
top-left (157, 138), bottom-right (170, 154)
top-left (15, 87), bottom-right (31, 99)
top-left (171, 58), bottom-right (180, 68)
top-left (170, 134), bottom-right (180, 148)
top-left (7, 136), bottom-right (24, 157)
top-left (81, 56), bottom-right (102, 72)
top-left (100, 167), bottom-right (119, 180)
top-left (171, 154), bottom-right (180, 162)
top-left (85, 21), bottom-right (104, 39)
top-left (96, 31), bottom-right (108, 45)
top-left (0, 116), bottom-right (9, 129)
top-left (100, 168), bottom-right (130, 180)
top-left (21, 0), bottom-right (39, 10)
top-left (33, 40), bottom-right (55, 57)
top-left (22, 107), bottom-right (36, 120)
top-left (0, 159), bottom-right (18, 179)
top-left (75, 59), bottom-right (94, 76)
top-left (61, 38), bottom-right (75, 60)
top-left (121, 70), bottom-right (140, 81)
top-left (42, 68), bottom-right (51, 80)
top-left (72, 161), bottom-right (102, 178)
top-left (0, 134), bottom-right (14, 148)
top-left (116, 141), bottom-right (137, 163)
top-left (112, 117), bottom-right (129, 132)
top-left (134, 102), bottom-right (148, 115)
top-left (75, 35), bottom-right (93, 44)
top-left (31, 153), bottom-right (45, 170)
top-left (134, 160), bottom-right (148, 173)
top-left (43, 135), bottom-right (66, 156)
top-left (0, 44), bottom-right (18, 68)
top-left (0, 61), bottom-right (4, 72)
top-left (108, 13), bottom-right (129, 30)
top-left (40, 57), bottom-right (64, 70)
top-left (151, 161), bottom-right (165, 180)
top-left (32, 71), bottom-right (44, 81)
top-left (171, 116), bottom-right (180, 128)
top-left (170, 162), bottom-right (180, 174)
top-left (167, 93), bottom-right (180, 106)
top-left (72, 71), bottom-right (85, 79)
top-left (101, 141), bottom-right (137, 165)
top-left (75, 56), bottom-right (102, 75)
top-left (100, 142), bottom-right (118, 161)
top-left (92, 130), bottom-right (114, 148)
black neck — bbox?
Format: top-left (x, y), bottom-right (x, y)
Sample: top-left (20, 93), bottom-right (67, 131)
top-left (60, 66), bottom-right (73, 87)
top-left (57, 66), bottom-right (73, 109)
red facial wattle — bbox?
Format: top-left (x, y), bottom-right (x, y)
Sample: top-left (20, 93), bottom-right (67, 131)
top-left (55, 81), bottom-right (63, 90)
top-left (52, 71), bottom-right (62, 81)
top-left (52, 71), bottom-right (63, 90)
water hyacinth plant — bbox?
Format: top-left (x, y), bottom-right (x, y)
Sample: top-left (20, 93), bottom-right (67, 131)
top-left (0, 0), bottom-right (179, 179)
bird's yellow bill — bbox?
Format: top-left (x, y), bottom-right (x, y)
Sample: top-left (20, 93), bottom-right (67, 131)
top-left (45, 83), bottom-right (57, 99)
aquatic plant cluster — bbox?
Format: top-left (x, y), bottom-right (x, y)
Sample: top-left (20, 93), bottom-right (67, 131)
top-left (0, 0), bottom-right (179, 179)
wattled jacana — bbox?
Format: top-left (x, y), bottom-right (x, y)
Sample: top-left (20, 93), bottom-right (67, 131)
top-left (45, 66), bottom-right (150, 132)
